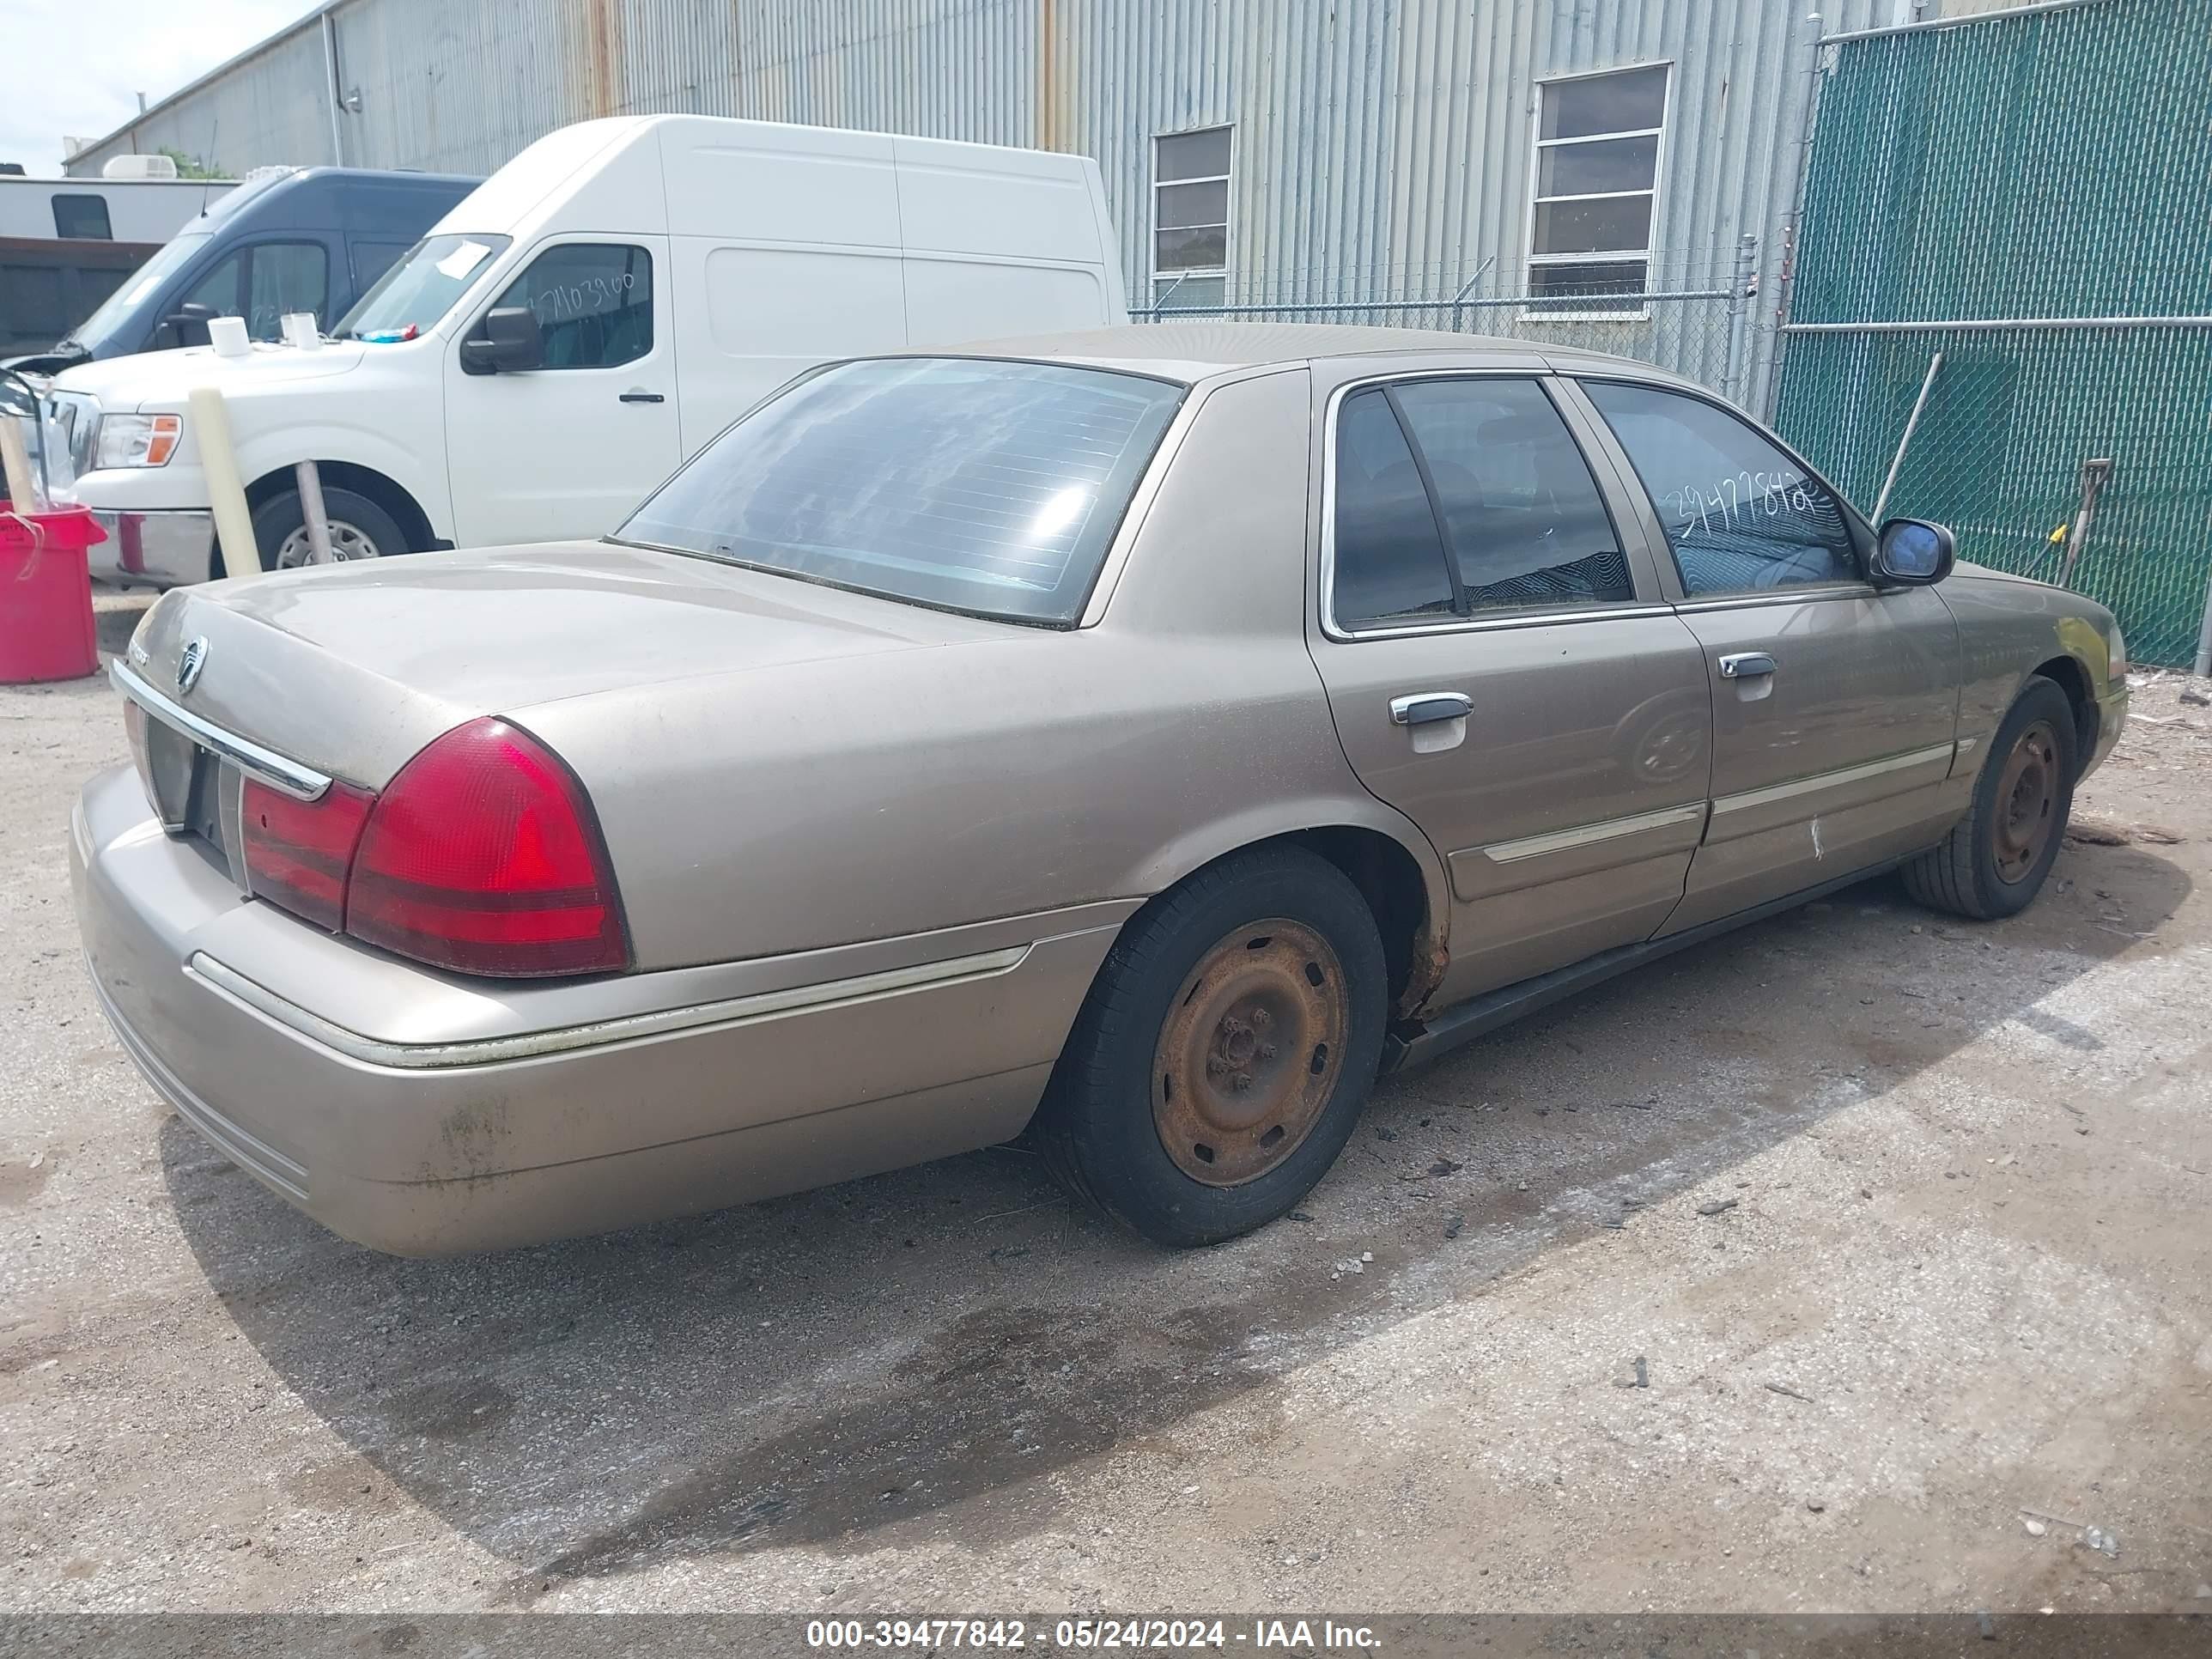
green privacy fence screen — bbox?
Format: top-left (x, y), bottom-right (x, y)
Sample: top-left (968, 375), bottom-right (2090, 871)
top-left (1772, 0), bottom-right (2212, 667)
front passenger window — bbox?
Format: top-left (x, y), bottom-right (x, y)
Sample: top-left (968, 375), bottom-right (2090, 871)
top-left (1583, 380), bottom-right (1857, 597)
top-left (1390, 378), bottom-right (1634, 611)
top-left (489, 244), bottom-right (653, 368)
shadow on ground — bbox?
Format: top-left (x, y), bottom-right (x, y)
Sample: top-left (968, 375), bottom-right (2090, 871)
top-left (161, 849), bottom-right (2191, 1595)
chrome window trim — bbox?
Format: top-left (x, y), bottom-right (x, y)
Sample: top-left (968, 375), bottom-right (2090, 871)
top-left (1478, 800), bottom-right (1707, 864)
top-left (1710, 742), bottom-right (1957, 817)
top-left (1316, 367), bottom-right (1663, 643)
top-left (1672, 583), bottom-right (1878, 614)
top-left (188, 942), bottom-right (1033, 1071)
top-left (1325, 602), bottom-right (1677, 642)
top-left (111, 659), bottom-right (332, 803)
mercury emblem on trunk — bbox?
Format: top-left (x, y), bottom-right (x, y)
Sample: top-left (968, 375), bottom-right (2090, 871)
top-left (176, 637), bottom-right (209, 696)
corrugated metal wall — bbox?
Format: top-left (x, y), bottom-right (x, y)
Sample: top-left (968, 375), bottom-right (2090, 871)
top-left (70, 21), bottom-right (337, 182)
top-left (67, 0), bottom-right (1892, 391)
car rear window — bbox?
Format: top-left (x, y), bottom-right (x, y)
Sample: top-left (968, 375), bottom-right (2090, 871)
top-left (617, 357), bottom-right (1186, 625)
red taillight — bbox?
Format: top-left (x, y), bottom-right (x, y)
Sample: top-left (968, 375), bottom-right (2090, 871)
top-left (343, 718), bottom-right (629, 978)
top-left (242, 775), bottom-right (374, 932)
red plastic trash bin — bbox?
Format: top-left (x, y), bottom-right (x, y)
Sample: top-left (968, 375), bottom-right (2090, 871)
top-left (0, 504), bottom-right (105, 684)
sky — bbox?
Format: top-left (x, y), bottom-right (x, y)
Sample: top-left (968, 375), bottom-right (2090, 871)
top-left (3, 0), bottom-right (311, 177)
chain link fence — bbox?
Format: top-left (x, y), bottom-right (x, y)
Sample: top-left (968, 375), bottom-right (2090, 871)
top-left (1774, 317), bottom-right (2212, 667)
top-left (1771, 0), bottom-right (2212, 668)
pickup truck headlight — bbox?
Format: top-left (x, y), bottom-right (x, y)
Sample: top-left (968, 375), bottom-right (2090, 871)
top-left (94, 412), bottom-right (182, 469)
top-left (2106, 623), bottom-right (2128, 680)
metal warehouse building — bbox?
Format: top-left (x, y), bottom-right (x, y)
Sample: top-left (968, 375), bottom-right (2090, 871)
top-left (63, 1), bottom-right (2033, 407)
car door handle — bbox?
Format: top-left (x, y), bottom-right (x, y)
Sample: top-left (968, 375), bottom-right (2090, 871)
top-left (1717, 653), bottom-right (1777, 680)
top-left (1389, 692), bottom-right (1474, 726)
top-left (617, 390), bottom-right (665, 404)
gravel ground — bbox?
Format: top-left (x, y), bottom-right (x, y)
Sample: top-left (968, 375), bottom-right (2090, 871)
top-left (3, 592), bottom-right (2208, 1618)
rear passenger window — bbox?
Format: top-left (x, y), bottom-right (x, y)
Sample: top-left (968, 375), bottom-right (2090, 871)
top-left (1582, 380), bottom-right (1857, 596)
top-left (490, 243), bottom-right (653, 368)
top-left (1392, 379), bottom-right (1633, 611)
top-left (1332, 389), bottom-right (1457, 629)
top-left (1331, 378), bottom-right (1633, 630)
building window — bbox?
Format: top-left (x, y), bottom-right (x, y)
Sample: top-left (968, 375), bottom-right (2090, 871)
top-left (1152, 126), bottom-right (1231, 307)
top-left (52, 193), bottom-right (112, 240)
top-left (1527, 64), bottom-right (1668, 316)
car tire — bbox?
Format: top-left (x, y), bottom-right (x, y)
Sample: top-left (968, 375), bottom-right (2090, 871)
top-left (246, 486), bottom-right (410, 574)
top-left (1902, 676), bottom-right (2079, 921)
top-left (1035, 845), bottom-right (1388, 1248)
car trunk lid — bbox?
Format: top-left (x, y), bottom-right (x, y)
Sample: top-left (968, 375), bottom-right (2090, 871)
top-left (121, 540), bottom-right (1001, 791)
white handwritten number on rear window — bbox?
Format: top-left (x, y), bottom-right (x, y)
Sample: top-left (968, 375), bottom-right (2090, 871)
top-left (1660, 469), bottom-right (1817, 541)
top-left (532, 270), bottom-right (636, 324)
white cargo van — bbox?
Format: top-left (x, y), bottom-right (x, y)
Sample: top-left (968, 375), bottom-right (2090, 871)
top-left (43, 116), bottom-right (1127, 583)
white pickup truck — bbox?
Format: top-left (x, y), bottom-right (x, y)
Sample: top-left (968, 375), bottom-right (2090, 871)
top-left (42, 114), bottom-right (1127, 583)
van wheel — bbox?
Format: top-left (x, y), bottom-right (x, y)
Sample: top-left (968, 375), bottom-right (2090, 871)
top-left (1902, 676), bottom-right (2078, 920)
top-left (251, 487), bottom-right (410, 571)
top-left (1036, 846), bottom-right (1387, 1247)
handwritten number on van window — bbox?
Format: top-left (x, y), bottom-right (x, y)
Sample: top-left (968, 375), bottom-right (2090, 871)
top-left (492, 245), bottom-right (653, 368)
top-left (530, 270), bottom-right (637, 325)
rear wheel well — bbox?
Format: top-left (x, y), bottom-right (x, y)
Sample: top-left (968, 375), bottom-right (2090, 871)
top-left (1279, 827), bottom-right (1437, 1017)
top-left (2030, 655), bottom-right (2097, 757)
top-left (225, 462), bottom-right (434, 577)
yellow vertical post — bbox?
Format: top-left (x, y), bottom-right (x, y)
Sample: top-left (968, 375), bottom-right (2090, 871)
top-left (188, 386), bottom-right (262, 576)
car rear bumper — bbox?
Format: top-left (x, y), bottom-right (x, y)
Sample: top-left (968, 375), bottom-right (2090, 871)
top-left (87, 508), bottom-right (216, 587)
top-left (70, 764), bottom-right (1118, 1255)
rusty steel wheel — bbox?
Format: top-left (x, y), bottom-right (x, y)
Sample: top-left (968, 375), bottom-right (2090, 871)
top-left (1901, 676), bottom-right (2077, 921)
top-left (1152, 920), bottom-right (1349, 1187)
top-left (1991, 719), bottom-right (2062, 884)
top-left (1033, 844), bottom-right (1388, 1247)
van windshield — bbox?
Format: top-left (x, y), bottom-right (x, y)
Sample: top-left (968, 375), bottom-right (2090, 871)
top-left (334, 233), bottom-right (511, 339)
top-left (64, 231), bottom-right (211, 354)
top-left (616, 358), bottom-right (1187, 627)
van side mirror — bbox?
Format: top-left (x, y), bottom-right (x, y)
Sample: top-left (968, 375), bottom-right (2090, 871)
top-left (459, 307), bottom-right (542, 374)
top-left (1874, 518), bottom-right (1955, 586)
top-left (161, 302), bottom-right (216, 348)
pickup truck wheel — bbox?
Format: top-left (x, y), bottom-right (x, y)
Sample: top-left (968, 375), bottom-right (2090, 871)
top-left (252, 487), bottom-right (409, 571)
top-left (1036, 846), bottom-right (1387, 1247)
top-left (1902, 676), bottom-right (2078, 921)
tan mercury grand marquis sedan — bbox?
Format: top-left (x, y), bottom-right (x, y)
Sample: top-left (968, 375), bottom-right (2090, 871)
top-left (72, 326), bottom-right (2129, 1255)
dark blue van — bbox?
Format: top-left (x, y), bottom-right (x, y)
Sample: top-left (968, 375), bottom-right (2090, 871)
top-left (3, 167), bottom-right (478, 375)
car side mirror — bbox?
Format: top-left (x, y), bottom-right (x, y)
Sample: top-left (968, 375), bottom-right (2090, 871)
top-left (1874, 518), bottom-right (1954, 586)
top-left (161, 302), bottom-right (216, 348)
top-left (459, 306), bottom-right (542, 374)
